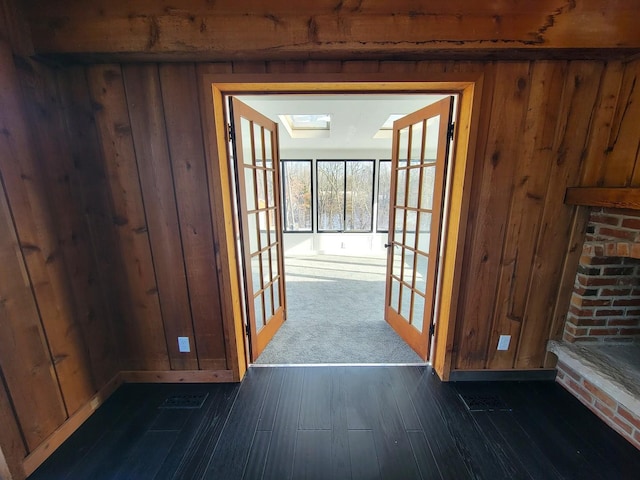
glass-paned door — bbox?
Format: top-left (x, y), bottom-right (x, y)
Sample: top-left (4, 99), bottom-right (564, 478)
top-left (230, 98), bottom-right (286, 361)
top-left (385, 97), bottom-right (454, 360)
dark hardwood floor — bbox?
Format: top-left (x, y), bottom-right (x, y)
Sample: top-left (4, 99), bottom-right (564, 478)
top-left (30, 366), bottom-right (640, 480)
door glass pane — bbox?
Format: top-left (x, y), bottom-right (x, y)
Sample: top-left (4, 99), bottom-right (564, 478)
top-left (395, 168), bottom-right (406, 206)
top-left (420, 165), bottom-right (436, 210)
top-left (410, 121), bottom-right (424, 164)
top-left (250, 255), bottom-right (261, 294)
top-left (407, 167), bottom-right (420, 208)
top-left (254, 125), bottom-right (264, 167)
top-left (345, 161), bottom-right (374, 232)
top-left (377, 161), bottom-right (391, 232)
top-left (317, 161), bottom-right (345, 231)
top-left (273, 279), bottom-right (281, 310)
top-left (405, 211), bottom-right (417, 249)
top-left (241, 118), bottom-right (253, 165)
top-left (266, 167), bottom-right (275, 208)
top-left (258, 211), bottom-right (268, 249)
top-left (264, 286), bottom-right (273, 318)
top-left (248, 213), bottom-right (259, 253)
top-left (392, 246), bottom-right (403, 279)
top-left (415, 254), bottom-right (429, 295)
top-left (394, 208), bottom-right (404, 243)
top-left (400, 284), bottom-right (412, 318)
top-left (254, 296), bottom-right (264, 331)
top-left (264, 130), bottom-right (273, 166)
top-left (256, 168), bottom-right (266, 210)
top-left (244, 167), bottom-right (256, 211)
top-left (404, 249), bottom-right (415, 286)
top-left (424, 115), bottom-right (440, 162)
top-left (417, 212), bottom-right (432, 254)
top-left (390, 278), bottom-right (400, 311)
top-left (282, 161), bottom-right (312, 232)
top-left (398, 127), bottom-right (409, 167)
top-left (412, 293), bottom-right (426, 332)
top-left (262, 251), bottom-right (271, 285)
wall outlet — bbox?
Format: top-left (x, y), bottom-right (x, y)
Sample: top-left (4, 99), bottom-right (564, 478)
top-left (497, 335), bottom-right (511, 351)
top-left (178, 336), bottom-right (191, 353)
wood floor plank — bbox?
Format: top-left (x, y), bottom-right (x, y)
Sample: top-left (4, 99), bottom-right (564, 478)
top-left (345, 367), bottom-right (381, 430)
top-left (329, 368), bottom-right (351, 480)
top-left (292, 430), bottom-right (332, 480)
top-left (399, 367), bottom-right (472, 479)
top-left (256, 367), bottom-right (285, 432)
top-left (261, 367), bottom-right (305, 480)
top-left (148, 409), bottom-right (192, 432)
top-left (370, 368), bottom-right (421, 479)
top-left (298, 367), bottom-right (332, 430)
top-left (112, 430), bottom-right (177, 480)
top-left (348, 430), bottom-right (380, 480)
top-left (201, 368), bottom-right (273, 479)
top-left (156, 384), bottom-right (239, 480)
top-left (242, 430), bottom-right (271, 480)
top-left (407, 430), bottom-right (442, 480)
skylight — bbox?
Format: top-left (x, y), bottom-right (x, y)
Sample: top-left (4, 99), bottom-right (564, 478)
top-left (374, 114), bottom-right (405, 139)
top-left (278, 114), bottom-right (331, 138)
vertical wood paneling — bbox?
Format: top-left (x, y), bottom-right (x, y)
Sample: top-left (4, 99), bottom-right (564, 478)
top-left (87, 65), bottom-right (170, 371)
top-left (56, 66), bottom-right (124, 385)
top-left (455, 62), bottom-right (532, 370)
top-left (0, 370), bottom-right (26, 480)
top-left (0, 177), bottom-right (66, 450)
top-left (159, 63), bottom-right (227, 370)
top-left (122, 64), bottom-right (198, 371)
top-left (486, 61), bottom-right (567, 369)
top-left (515, 61), bottom-right (604, 369)
top-left (601, 60), bottom-right (640, 186)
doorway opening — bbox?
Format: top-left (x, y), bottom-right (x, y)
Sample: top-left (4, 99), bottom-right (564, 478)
top-left (202, 76), bottom-right (480, 380)
top-left (228, 93), bottom-right (456, 365)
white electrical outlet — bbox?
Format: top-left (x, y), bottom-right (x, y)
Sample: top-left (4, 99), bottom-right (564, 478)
top-left (497, 335), bottom-right (511, 351)
top-left (178, 336), bottom-right (191, 353)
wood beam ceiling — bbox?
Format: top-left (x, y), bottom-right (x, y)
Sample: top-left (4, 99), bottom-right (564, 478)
top-left (20, 0), bottom-right (640, 62)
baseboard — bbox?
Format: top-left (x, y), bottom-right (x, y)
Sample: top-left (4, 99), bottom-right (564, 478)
top-left (119, 369), bottom-right (235, 383)
top-left (448, 369), bottom-right (557, 382)
top-left (22, 373), bottom-right (123, 477)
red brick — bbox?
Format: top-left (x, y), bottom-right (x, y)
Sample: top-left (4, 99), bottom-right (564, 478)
top-left (591, 214), bottom-right (621, 226)
top-left (634, 430), bottom-right (640, 444)
top-left (587, 256), bottom-right (623, 265)
top-left (594, 400), bottom-right (615, 419)
top-left (621, 218), bottom-right (640, 229)
top-left (588, 328), bottom-right (620, 336)
top-left (602, 267), bottom-right (636, 275)
top-left (612, 298), bottom-right (640, 306)
top-left (563, 378), bottom-right (595, 405)
top-left (583, 380), bottom-right (617, 409)
top-left (565, 324), bottom-right (589, 336)
top-left (612, 415), bottom-right (634, 435)
top-left (608, 318), bottom-right (640, 326)
top-left (580, 276), bottom-right (619, 287)
top-left (601, 288), bottom-right (632, 296)
top-left (618, 405), bottom-right (640, 430)
top-left (618, 243), bottom-right (631, 257)
top-left (631, 243), bottom-right (640, 259)
top-left (562, 332), bottom-right (577, 343)
top-left (618, 328), bottom-right (640, 336)
top-left (574, 318), bottom-right (607, 327)
top-left (595, 309), bottom-right (625, 317)
top-left (569, 305), bottom-right (595, 317)
top-left (557, 362), bottom-right (582, 382)
top-left (578, 298), bottom-right (612, 307)
top-left (599, 228), bottom-right (638, 241)
top-left (625, 309), bottom-right (640, 316)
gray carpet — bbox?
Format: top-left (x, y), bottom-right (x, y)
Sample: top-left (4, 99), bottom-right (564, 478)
top-left (254, 255), bottom-right (424, 364)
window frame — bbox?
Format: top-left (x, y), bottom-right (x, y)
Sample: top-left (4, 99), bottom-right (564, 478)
top-left (281, 159), bottom-right (314, 233)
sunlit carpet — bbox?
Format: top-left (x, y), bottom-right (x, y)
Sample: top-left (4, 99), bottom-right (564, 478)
top-left (254, 255), bottom-right (424, 364)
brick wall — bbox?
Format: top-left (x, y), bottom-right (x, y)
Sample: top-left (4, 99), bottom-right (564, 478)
top-left (556, 360), bottom-right (640, 449)
top-left (564, 208), bottom-right (640, 343)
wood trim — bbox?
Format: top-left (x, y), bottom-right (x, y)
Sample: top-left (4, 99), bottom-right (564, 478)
top-left (432, 78), bottom-right (485, 381)
top-left (565, 187), bottom-right (640, 209)
top-left (119, 370), bottom-right (235, 383)
top-left (448, 368), bottom-right (557, 382)
top-left (22, 373), bottom-right (123, 477)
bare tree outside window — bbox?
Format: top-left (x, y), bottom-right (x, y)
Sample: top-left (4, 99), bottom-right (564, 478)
top-left (377, 160), bottom-right (391, 232)
top-left (282, 160), bottom-right (312, 232)
top-left (317, 160), bottom-right (374, 232)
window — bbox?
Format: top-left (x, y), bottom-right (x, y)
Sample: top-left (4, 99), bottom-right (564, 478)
top-left (281, 160), bottom-right (313, 232)
top-left (377, 160), bottom-right (391, 232)
top-left (317, 160), bottom-right (374, 232)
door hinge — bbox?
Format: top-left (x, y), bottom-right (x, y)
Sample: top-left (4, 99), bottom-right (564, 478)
top-left (245, 323), bottom-right (250, 337)
top-left (447, 122), bottom-right (455, 142)
top-left (429, 323), bottom-right (435, 336)
top-left (226, 123), bottom-right (235, 142)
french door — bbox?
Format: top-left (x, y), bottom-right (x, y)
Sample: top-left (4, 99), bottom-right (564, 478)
top-left (229, 98), bottom-right (287, 361)
top-left (385, 97), bottom-right (454, 360)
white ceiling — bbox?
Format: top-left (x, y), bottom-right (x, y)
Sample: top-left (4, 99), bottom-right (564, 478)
top-left (236, 94), bottom-right (448, 158)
